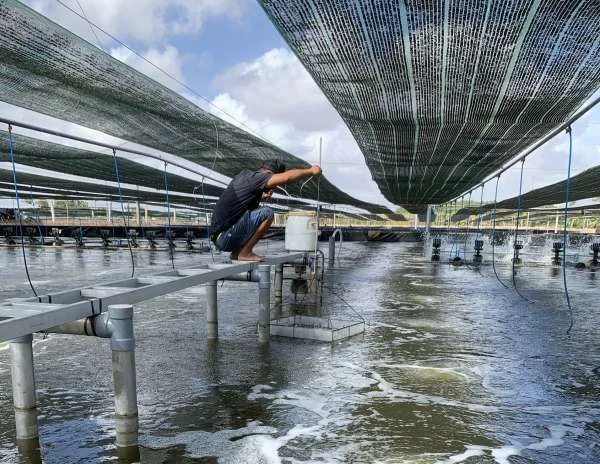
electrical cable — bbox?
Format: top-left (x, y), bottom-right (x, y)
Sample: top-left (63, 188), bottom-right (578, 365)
top-left (112, 148), bottom-right (135, 278)
top-left (6, 125), bottom-right (38, 296)
top-left (511, 159), bottom-right (534, 303)
top-left (491, 175), bottom-right (509, 289)
top-left (163, 162), bottom-right (175, 269)
top-left (563, 126), bottom-right (574, 334)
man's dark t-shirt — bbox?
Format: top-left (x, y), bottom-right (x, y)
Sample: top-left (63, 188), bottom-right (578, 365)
top-left (211, 170), bottom-right (272, 238)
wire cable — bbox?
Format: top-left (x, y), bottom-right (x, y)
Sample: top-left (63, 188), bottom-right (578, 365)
top-left (475, 184), bottom-right (485, 241)
top-left (511, 159), bottom-right (534, 303)
top-left (112, 148), bottom-right (135, 278)
top-left (462, 192), bottom-right (472, 259)
top-left (198, 179), bottom-right (215, 263)
top-left (55, 0), bottom-right (276, 146)
top-left (563, 126), bottom-right (574, 334)
top-left (491, 176), bottom-right (509, 289)
top-left (163, 162), bottom-right (175, 269)
top-left (6, 125), bottom-right (38, 296)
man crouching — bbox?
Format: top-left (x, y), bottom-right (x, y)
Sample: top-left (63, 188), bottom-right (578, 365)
top-left (210, 160), bottom-right (322, 262)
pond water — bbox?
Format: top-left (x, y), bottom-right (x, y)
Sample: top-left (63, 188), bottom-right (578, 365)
top-left (0, 241), bottom-right (599, 463)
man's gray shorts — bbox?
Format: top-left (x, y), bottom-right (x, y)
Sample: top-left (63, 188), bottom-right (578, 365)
top-left (214, 206), bottom-right (274, 252)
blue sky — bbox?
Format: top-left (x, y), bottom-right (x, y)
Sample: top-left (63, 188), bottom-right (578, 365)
top-left (3, 0), bottom-right (600, 212)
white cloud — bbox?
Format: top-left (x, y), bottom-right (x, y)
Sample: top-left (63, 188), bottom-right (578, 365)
top-left (211, 48), bottom-right (394, 209)
top-left (24, 0), bottom-right (246, 45)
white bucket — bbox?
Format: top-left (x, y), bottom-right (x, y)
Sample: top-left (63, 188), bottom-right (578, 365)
top-left (285, 210), bottom-right (318, 251)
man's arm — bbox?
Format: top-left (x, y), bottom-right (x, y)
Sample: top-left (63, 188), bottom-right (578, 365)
top-left (265, 165), bottom-right (322, 189)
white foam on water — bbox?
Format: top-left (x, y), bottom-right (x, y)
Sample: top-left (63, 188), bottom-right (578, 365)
top-left (374, 362), bottom-right (471, 380)
top-left (437, 445), bottom-right (486, 463)
top-left (248, 384), bottom-right (277, 401)
top-left (436, 422), bottom-right (576, 464)
top-left (490, 445), bottom-right (522, 464)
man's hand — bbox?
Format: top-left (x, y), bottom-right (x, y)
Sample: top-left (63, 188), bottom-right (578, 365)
top-left (266, 164), bottom-right (323, 189)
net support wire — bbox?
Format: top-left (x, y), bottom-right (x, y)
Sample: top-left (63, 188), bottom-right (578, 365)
top-left (112, 148), bottom-right (135, 278)
top-left (5, 124), bottom-right (38, 296)
top-left (511, 158), bottom-right (535, 304)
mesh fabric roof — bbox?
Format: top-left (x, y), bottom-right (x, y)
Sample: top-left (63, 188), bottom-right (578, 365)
top-left (0, 131), bottom-right (225, 197)
top-left (0, 0), bottom-right (388, 214)
top-left (455, 165), bottom-right (600, 218)
top-left (260, 0), bottom-right (600, 211)
top-left (0, 167), bottom-right (202, 207)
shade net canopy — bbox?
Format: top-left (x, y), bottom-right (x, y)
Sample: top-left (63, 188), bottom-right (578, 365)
top-left (0, 0), bottom-right (389, 214)
top-left (478, 205), bottom-right (600, 223)
top-left (260, 0), bottom-right (600, 212)
top-left (0, 166), bottom-right (205, 207)
top-left (454, 165), bottom-right (600, 219)
top-left (0, 131), bottom-right (225, 198)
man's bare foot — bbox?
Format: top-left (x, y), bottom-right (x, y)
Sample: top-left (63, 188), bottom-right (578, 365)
top-left (236, 253), bottom-right (265, 262)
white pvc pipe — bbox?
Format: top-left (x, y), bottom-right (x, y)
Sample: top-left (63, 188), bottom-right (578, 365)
top-left (9, 334), bottom-right (38, 440)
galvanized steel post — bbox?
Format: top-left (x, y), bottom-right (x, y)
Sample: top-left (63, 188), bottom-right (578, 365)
top-left (206, 280), bottom-right (218, 340)
top-left (425, 205), bottom-right (432, 234)
top-left (257, 264), bottom-right (271, 343)
top-left (9, 334), bottom-right (38, 441)
top-left (107, 304), bottom-right (138, 449)
top-left (274, 264), bottom-right (283, 306)
top-left (328, 236), bottom-right (336, 267)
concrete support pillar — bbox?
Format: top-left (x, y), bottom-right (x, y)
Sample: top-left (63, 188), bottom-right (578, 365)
top-left (413, 214), bottom-right (419, 229)
top-left (9, 334), bottom-right (38, 441)
top-left (206, 280), bottom-right (218, 340)
top-left (144, 208), bottom-right (148, 223)
top-left (554, 212), bottom-right (559, 234)
top-left (173, 209), bottom-right (177, 224)
top-left (107, 305), bottom-right (138, 450)
top-left (274, 264), bottom-right (283, 306)
top-left (257, 264), bottom-right (271, 343)
top-left (107, 202), bottom-right (112, 223)
top-left (49, 199), bottom-right (55, 223)
top-left (136, 201), bottom-right (141, 226)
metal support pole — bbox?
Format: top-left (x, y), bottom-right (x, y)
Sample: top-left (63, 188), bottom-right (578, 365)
top-left (257, 264), bottom-right (271, 343)
top-left (9, 334), bottom-right (38, 441)
top-left (107, 304), bottom-right (138, 449)
top-left (425, 205), bottom-right (432, 234)
top-left (329, 235), bottom-right (336, 267)
top-left (206, 280), bottom-right (218, 340)
top-left (274, 264), bottom-right (283, 306)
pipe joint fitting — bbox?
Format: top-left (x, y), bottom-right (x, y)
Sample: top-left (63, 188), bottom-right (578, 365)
top-left (108, 304), bottom-right (135, 352)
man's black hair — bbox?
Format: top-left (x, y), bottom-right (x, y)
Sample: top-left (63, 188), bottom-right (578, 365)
top-left (260, 159), bottom-right (286, 174)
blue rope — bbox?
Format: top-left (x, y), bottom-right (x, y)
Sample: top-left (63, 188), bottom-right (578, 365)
top-left (512, 159), bottom-right (534, 303)
top-left (563, 127), bottom-right (574, 334)
top-left (6, 125), bottom-right (38, 296)
top-left (113, 149), bottom-right (135, 278)
top-left (163, 162), bottom-right (175, 269)
top-left (491, 176), bottom-right (509, 289)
